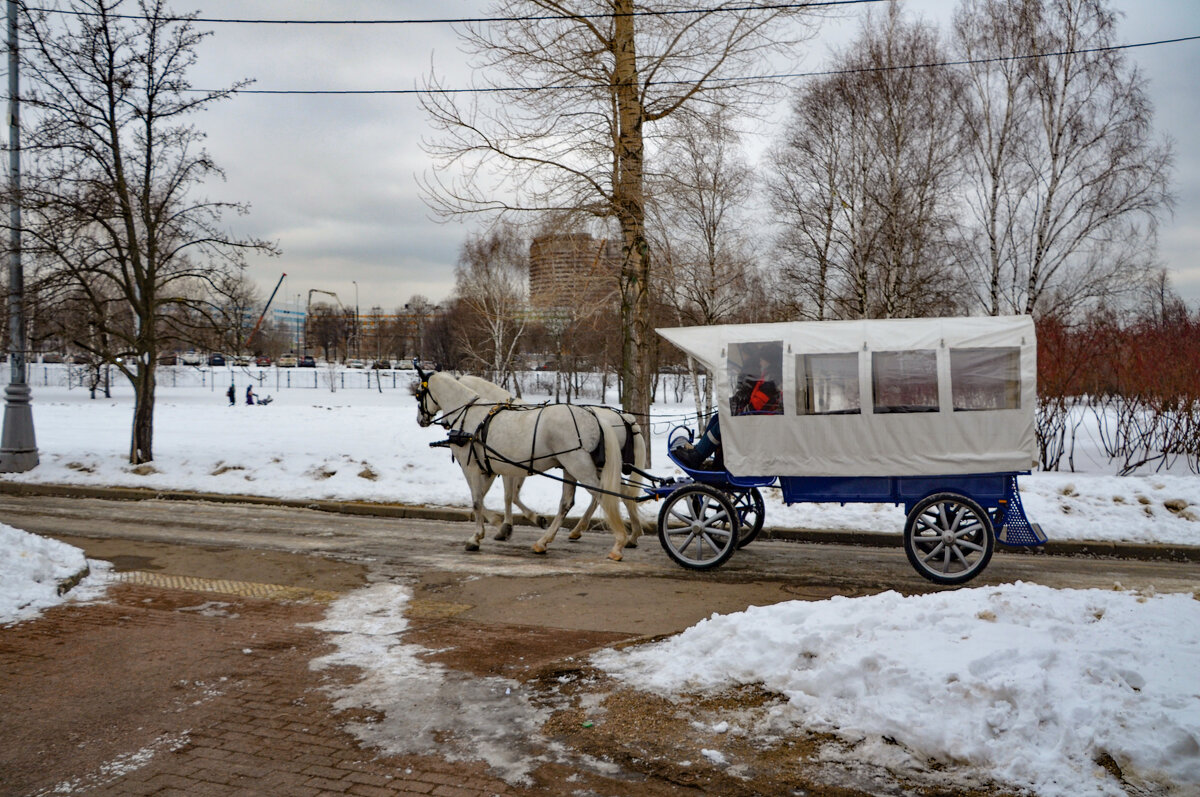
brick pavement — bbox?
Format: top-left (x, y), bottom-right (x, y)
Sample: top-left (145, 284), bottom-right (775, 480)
top-left (0, 583), bottom-right (523, 797)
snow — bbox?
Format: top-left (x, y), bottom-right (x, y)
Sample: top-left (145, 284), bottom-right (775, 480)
top-left (593, 583), bottom-right (1200, 797)
top-left (2, 368), bottom-right (1197, 795)
top-left (0, 523), bottom-right (110, 626)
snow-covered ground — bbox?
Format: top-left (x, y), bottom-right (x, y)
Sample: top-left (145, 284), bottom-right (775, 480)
top-left (2, 368), bottom-right (1197, 796)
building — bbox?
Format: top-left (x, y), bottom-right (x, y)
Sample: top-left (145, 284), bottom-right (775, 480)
top-left (528, 233), bottom-right (621, 312)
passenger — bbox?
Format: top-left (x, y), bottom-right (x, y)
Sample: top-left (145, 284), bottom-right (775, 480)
top-left (674, 348), bottom-right (781, 470)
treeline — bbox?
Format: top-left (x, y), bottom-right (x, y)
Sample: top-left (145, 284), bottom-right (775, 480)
top-left (1038, 297), bottom-right (1200, 474)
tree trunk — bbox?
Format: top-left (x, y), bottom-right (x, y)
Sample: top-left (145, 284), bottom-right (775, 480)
top-left (613, 0), bottom-right (651, 460)
top-left (130, 361), bottom-right (155, 464)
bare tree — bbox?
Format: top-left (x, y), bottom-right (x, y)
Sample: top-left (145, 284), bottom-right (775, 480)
top-left (10, 0), bottom-right (276, 463)
top-left (420, 1), bottom-right (822, 427)
top-left (213, 273), bottom-right (263, 357)
top-left (453, 223), bottom-right (529, 387)
top-left (649, 110), bottom-right (756, 327)
top-left (766, 3), bottom-right (965, 320)
top-left (764, 77), bottom-right (857, 320)
top-left (952, 0), bottom-right (1174, 317)
top-left (952, 0), bottom-right (1038, 315)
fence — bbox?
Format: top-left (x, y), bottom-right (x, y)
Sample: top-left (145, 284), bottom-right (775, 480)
top-left (5, 363), bottom-right (419, 391)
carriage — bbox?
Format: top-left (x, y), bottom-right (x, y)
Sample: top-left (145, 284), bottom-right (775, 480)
top-left (648, 315), bottom-right (1047, 585)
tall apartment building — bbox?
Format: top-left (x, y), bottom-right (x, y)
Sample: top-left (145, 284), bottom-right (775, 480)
top-left (528, 233), bottom-right (621, 312)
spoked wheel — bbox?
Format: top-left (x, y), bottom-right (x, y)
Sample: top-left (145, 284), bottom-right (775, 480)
top-left (904, 493), bottom-right (995, 585)
top-left (657, 484), bottom-right (740, 570)
top-left (730, 487), bottom-right (765, 548)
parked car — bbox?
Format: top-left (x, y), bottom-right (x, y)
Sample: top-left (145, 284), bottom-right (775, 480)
top-left (181, 351), bottom-right (202, 365)
top-left (158, 354), bottom-right (178, 365)
top-left (40, 353), bottom-right (64, 364)
top-left (208, 354), bottom-right (226, 366)
top-left (277, 355), bottom-right (298, 367)
top-left (255, 355), bottom-right (272, 367)
top-left (300, 355), bottom-right (316, 368)
top-left (346, 359), bottom-right (365, 369)
top-left (371, 359), bottom-right (391, 370)
top-left (233, 355), bottom-right (251, 366)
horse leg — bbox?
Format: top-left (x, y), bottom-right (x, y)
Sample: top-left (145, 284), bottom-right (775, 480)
top-left (463, 468), bottom-right (491, 552)
top-left (509, 476), bottom-right (548, 528)
top-left (532, 480), bottom-right (575, 554)
top-left (567, 495), bottom-right (598, 540)
top-left (494, 476), bottom-right (518, 540)
top-left (621, 495), bottom-right (643, 548)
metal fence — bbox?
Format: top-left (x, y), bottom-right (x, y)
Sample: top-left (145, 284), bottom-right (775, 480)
top-left (6, 363), bottom-right (419, 391)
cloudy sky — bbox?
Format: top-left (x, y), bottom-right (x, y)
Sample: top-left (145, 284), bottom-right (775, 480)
top-left (184, 1), bottom-right (1199, 315)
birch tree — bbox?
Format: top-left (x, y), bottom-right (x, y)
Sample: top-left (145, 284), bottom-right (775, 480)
top-left (453, 223), bottom-right (529, 388)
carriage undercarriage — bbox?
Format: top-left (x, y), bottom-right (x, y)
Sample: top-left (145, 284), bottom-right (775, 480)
top-left (646, 427), bottom-right (1046, 586)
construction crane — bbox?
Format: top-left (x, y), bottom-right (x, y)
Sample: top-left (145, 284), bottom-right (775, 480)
top-left (245, 272), bottom-right (286, 353)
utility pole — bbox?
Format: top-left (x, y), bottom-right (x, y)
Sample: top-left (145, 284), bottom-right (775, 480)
top-left (352, 280), bottom-right (359, 359)
top-left (1, 0), bottom-right (37, 472)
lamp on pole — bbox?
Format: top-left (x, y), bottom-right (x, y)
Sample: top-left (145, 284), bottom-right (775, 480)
top-left (352, 280), bottom-right (359, 359)
top-left (1, 0), bottom-right (38, 472)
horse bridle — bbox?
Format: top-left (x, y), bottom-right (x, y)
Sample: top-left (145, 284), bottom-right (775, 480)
top-left (413, 361), bottom-right (476, 430)
top-left (413, 363), bottom-right (438, 427)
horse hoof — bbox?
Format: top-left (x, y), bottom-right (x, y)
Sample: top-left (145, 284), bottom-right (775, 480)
top-left (623, 540), bottom-right (638, 549)
top-left (607, 551), bottom-right (623, 562)
top-left (494, 522), bottom-right (513, 541)
top-left (536, 515), bottom-right (550, 529)
top-left (531, 543), bottom-right (547, 555)
top-left (464, 541), bottom-right (480, 552)
top-left (568, 531), bottom-right (582, 541)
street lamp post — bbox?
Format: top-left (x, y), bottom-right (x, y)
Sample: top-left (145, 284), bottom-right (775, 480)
top-left (352, 281), bottom-right (359, 360)
top-left (1, 0), bottom-right (38, 472)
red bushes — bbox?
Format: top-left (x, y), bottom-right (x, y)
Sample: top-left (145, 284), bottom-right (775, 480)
top-left (1036, 310), bottom-right (1200, 473)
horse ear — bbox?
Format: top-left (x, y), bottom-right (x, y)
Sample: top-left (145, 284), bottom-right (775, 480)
top-left (413, 358), bottom-right (428, 379)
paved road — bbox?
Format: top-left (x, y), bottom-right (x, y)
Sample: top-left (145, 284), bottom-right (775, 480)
top-left (5, 493), bottom-right (1197, 637)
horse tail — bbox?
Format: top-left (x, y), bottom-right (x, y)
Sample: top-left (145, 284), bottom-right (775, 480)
top-left (597, 417), bottom-right (627, 535)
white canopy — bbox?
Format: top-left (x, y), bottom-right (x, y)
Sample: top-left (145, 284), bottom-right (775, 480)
top-left (658, 316), bottom-right (1037, 478)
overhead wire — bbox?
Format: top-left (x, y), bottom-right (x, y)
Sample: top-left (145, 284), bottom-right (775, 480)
top-left (25, 0), bottom-right (891, 26)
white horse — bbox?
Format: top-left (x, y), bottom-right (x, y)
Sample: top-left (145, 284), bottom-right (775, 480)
top-left (415, 367), bottom-right (632, 561)
top-left (457, 374), bottom-right (645, 546)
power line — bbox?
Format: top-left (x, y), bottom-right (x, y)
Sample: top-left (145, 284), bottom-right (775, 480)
top-left (198, 34), bottom-right (1200, 96)
top-left (26, 0), bottom-right (888, 26)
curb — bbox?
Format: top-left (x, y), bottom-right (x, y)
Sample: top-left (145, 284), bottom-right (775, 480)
top-left (4, 480), bottom-right (1198, 563)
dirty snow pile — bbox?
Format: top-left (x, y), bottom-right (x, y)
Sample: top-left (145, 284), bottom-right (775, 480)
top-left (594, 582), bottom-right (1200, 797)
top-left (0, 523), bottom-right (109, 625)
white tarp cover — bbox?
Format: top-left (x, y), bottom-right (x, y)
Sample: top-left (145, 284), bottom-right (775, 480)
top-left (657, 316), bottom-right (1037, 478)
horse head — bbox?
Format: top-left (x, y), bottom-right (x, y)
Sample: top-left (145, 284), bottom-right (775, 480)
top-left (412, 362), bottom-right (440, 427)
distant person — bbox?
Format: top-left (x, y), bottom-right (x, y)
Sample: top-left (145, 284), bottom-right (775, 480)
top-left (226, 383), bottom-right (236, 406)
top-left (245, 385), bottom-right (256, 405)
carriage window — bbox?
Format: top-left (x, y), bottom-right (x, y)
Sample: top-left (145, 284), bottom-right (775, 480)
top-left (951, 347), bottom-right (1020, 411)
top-left (728, 341), bottom-right (784, 416)
top-left (872, 350), bottom-right (938, 413)
top-left (798, 353), bottom-right (860, 415)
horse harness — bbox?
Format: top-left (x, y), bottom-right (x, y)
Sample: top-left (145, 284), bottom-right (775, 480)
top-left (430, 397), bottom-right (636, 479)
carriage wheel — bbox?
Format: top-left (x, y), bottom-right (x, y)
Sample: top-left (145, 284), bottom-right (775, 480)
top-left (731, 487), bottom-right (765, 548)
top-left (657, 484), bottom-right (740, 570)
top-left (904, 493), bottom-right (995, 585)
